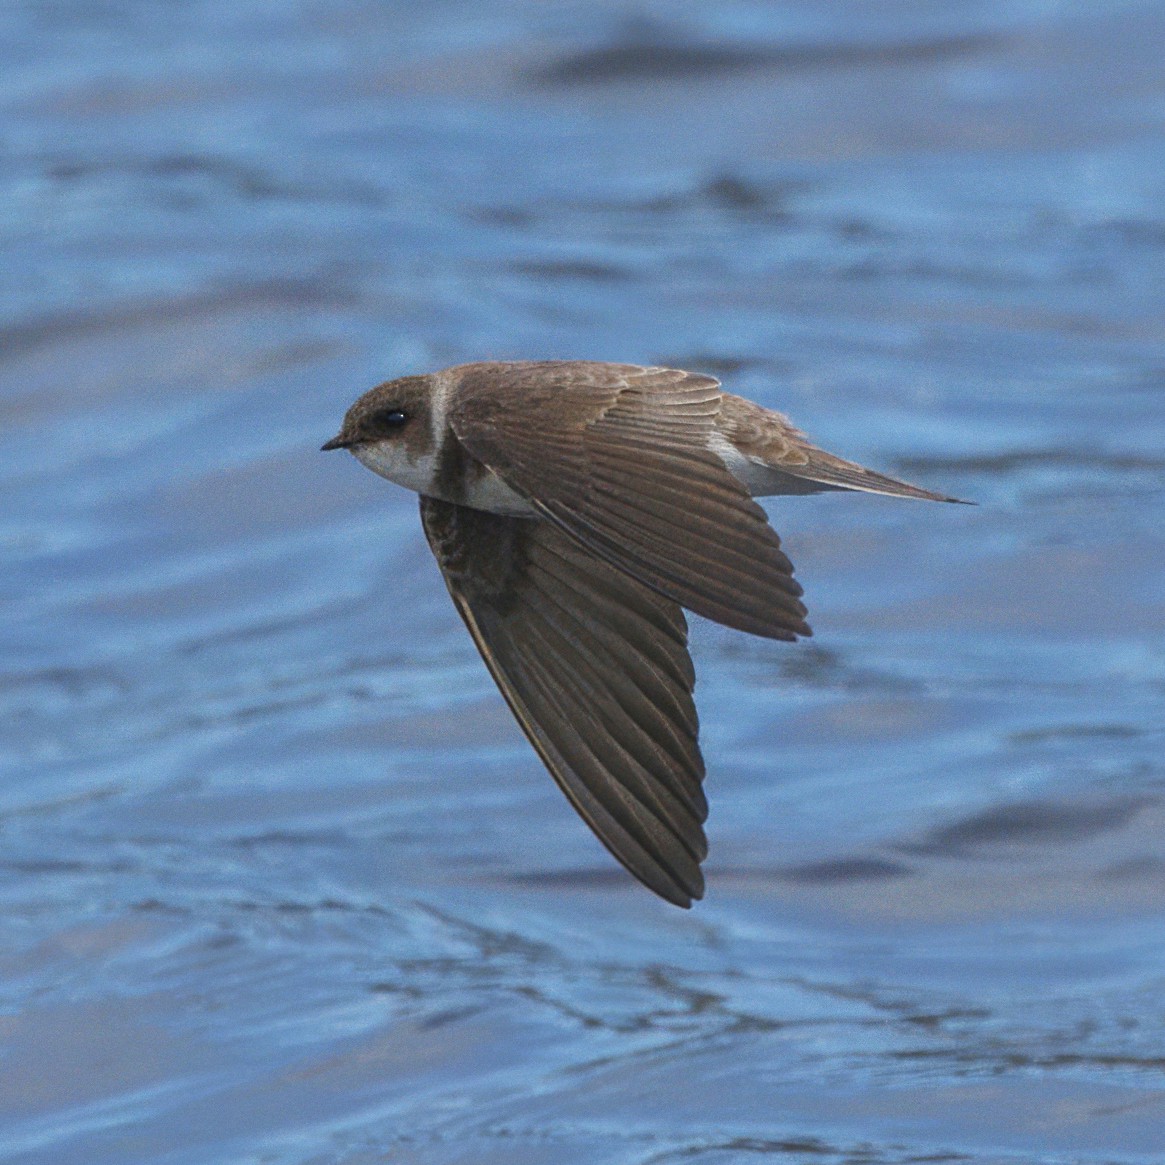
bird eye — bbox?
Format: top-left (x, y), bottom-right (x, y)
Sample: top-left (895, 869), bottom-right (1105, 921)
top-left (376, 409), bottom-right (408, 429)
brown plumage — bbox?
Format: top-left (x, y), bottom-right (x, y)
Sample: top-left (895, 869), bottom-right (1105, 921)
top-left (323, 361), bottom-right (965, 906)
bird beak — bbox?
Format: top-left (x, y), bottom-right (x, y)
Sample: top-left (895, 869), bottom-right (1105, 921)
top-left (320, 434), bottom-right (351, 451)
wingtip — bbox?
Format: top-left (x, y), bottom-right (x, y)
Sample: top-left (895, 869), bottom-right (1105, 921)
top-left (667, 884), bottom-right (701, 909)
top-left (892, 484), bottom-right (974, 505)
top-left (655, 866), bottom-right (705, 908)
top-left (746, 614), bottom-right (813, 642)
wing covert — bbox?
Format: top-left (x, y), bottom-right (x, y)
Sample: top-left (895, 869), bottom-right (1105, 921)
top-left (447, 361), bottom-right (811, 640)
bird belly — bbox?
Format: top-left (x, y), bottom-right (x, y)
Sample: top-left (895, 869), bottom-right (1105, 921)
top-left (460, 471), bottom-right (538, 516)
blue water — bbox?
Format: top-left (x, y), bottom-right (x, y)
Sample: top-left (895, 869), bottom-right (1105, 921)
top-left (2, 2), bottom-right (1164, 1162)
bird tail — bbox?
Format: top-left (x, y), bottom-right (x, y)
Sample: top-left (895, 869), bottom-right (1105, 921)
top-left (781, 446), bottom-right (971, 504)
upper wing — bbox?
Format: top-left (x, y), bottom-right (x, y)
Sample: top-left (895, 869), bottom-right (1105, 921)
top-left (447, 361), bottom-right (811, 641)
top-left (420, 495), bottom-right (708, 907)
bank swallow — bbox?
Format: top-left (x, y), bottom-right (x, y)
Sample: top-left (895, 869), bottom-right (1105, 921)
top-left (323, 361), bottom-right (963, 906)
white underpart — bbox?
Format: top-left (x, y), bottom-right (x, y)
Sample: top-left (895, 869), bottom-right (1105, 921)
top-left (461, 473), bottom-right (536, 516)
top-left (708, 431), bottom-right (784, 496)
top-left (350, 440), bottom-right (439, 495)
top-left (352, 438), bottom-right (533, 513)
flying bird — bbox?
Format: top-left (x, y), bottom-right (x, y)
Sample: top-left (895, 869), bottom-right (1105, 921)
top-left (322, 361), bottom-right (962, 906)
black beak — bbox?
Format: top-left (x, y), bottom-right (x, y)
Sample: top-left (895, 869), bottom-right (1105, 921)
top-left (320, 434), bottom-right (351, 452)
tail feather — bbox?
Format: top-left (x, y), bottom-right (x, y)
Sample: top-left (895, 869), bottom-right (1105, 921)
top-left (792, 447), bottom-right (972, 504)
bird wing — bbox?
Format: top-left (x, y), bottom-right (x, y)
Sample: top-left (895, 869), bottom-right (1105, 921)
top-left (420, 494), bottom-right (708, 907)
top-left (447, 361), bottom-right (811, 641)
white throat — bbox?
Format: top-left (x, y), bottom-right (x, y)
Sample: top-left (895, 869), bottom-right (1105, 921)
top-left (352, 431), bottom-right (534, 516)
top-left (350, 440), bottom-right (438, 495)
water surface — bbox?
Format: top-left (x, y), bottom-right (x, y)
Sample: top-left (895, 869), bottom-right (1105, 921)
top-left (2, 2), bottom-right (1164, 1162)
